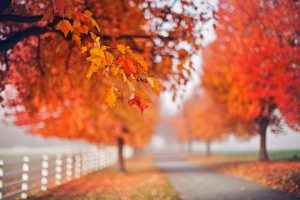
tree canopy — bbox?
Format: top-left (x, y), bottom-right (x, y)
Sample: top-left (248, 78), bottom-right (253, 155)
top-left (202, 0), bottom-right (300, 160)
top-left (0, 0), bottom-right (213, 146)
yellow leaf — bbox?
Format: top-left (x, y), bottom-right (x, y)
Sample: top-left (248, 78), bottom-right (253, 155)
top-left (146, 77), bottom-right (154, 88)
top-left (86, 63), bottom-right (99, 79)
top-left (105, 51), bottom-right (114, 65)
top-left (83, 10), bottom-right (93, 16)
top-left (90, 32), bottom-right (97, 41)
top-left (90, 18), bottom-right (100, 33)
top-left (117, 44), bottom-right (126, 54)
top-left (133, 53), bottom-right (148, 71)
top-left (90, 47), bottom-right (105, 58)
top-left (81, 46), bottom-right (87, 53)
top-left (86, 55), bottom-right (103, 64)
top-left (111, 65), bottom-right (120, 77)
top-left (56, 20), bottom-right (73, 38)
top-left (146, 77), bottom-right (160, 94)
top-left (94, 37), bottom-right (100, 48)
top-left (103, 87), bottom-right (117, 108)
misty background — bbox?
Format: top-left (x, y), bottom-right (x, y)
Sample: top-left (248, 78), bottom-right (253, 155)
top-left (1, 86), bottom-right (300, 153)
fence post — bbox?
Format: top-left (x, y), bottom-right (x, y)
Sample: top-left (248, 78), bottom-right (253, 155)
top-left (41, 155), bottom-right (48, 191)
top-left (94, 150), bottom-right (97, 170)
top-left (89, 151), bottom-right (93, 172)
top-left (106, 148), bottom-right (109, 165)
top-left (104, 148), bottom-right (107, 167)
top-left (74, 154), bottom-right (81, 178)
top-left (94, 151), bottom-right (97, 171)
top-left (21, 156), bottom-right (29, 199)
top-left (0, 160), bottom-right (3, 200)
top-left (66, 155), bottom-right (73, 181)
top-left (97, 149), bottom-right (101, 170)
top-left (88, 151), bottom-right (92, 172)
top-left (114, 148), bottom-right (117, 162)
top-left (109, 148), bottom-right (112, 164)
top-left (81, 153), bottom-right (87, 175)
top-left (55, 154), bottom-right (62, 185)
top-left (113, 148), bottom-right (116, 163)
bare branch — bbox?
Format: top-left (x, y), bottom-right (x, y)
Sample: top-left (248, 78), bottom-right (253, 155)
top-left (0, 14), bottom-right (42, 23)
top-left (0, 26), bottom-right (52, 51)
top-left (37, 36), bottom-right (45, 76)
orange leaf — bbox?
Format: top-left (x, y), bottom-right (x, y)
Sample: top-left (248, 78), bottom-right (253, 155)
top-left (56, 20), bottom-right (73, 37)
top-left (72, 34), bottom-right (81, 46)
top-left (146, 77), bottom-right (160, 94)
top-left (81, 46), bottom-right (87, 53)
top-left (132, 53), bottom-right (148, 71)
top-left (116, 56), bottom-right (137, 75)
top-left (128, 92), bottom-right (152, 113)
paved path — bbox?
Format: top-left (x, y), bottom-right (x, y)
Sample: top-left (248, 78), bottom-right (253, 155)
top-left (155, 154), bottom-right (299, 200)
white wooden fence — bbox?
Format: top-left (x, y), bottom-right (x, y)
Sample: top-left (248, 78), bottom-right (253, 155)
top-left (0, 146), bottom-right (133, 199)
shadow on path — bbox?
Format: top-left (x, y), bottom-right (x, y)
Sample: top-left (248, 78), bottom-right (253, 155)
top-left (155, 154), bottom-right (300, 200)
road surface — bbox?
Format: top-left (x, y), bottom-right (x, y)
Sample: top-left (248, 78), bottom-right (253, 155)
top-left (155, 154), bottom-right (299, 200)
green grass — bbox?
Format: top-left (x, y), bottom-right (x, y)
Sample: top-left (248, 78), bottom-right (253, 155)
top-left (215, 149), bottom-right (300, 161)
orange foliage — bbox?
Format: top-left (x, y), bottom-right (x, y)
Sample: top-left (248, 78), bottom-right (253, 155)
top-left (201, 0), bottom-right (300, 160)
top-left (0, 0), bottom-right (214, 147)
top-left (0, 0), bottom-right (216, 149)
top-left (219, 162), bottom-right (300, 197)
top-left (203, 0), bottom-right (300, 130)
top-left (33, 156), bottom-right (178, 199)
top-left (0, 0), bottom-right (212, 108)
top-left (173, 91), bottom-right (255, 143)
top-left (187, 154), bottom-right (300, 197)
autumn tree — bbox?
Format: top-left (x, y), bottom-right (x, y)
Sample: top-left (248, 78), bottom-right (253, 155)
top-left (3, 35), bottom-right (158, 171)
top-left (185, 93), bottom-right (228, 156)
top-left (9, 78), bottom-right (158, 171)
top-left (202, 0), bottom-right (300, 160)
top-left (174, 90), bottom-right (255, 156)
top-left (0, 0), bottom-right (215, 170)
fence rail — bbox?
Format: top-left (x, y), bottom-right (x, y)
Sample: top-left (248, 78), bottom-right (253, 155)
top-left (0, 146), bottom-right (133, 200)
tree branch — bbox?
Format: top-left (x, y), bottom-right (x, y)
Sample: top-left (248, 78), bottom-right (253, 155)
top-left (0, 26), bottom-right (52, 51)
top-left (1, 24), bottom-right (181, 52)
top-left (0, 0), bottom-right (11, 14)
top-left (37, 36), bottom-right (45, 76)
top-left (0, 16), bottom-right (62, 52)
top-left (101, 34), bottom-right (179, 41)
top-left (0, 14), bottom-right (43, 23)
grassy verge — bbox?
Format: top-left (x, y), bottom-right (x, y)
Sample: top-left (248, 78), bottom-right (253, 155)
top-left (184, 153), bottom-right (300, 197)
top-left (30, 155), bottom-right (179, 200)
top-left (214, 149), bottom-right (300, 161)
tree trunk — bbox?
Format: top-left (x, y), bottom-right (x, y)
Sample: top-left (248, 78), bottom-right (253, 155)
top-left (206, 140), bottom-right (211, 156)
top-left (259, 118), bottom-right (269, 161)
top-left (117, 137), bottom-right (126, 172)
